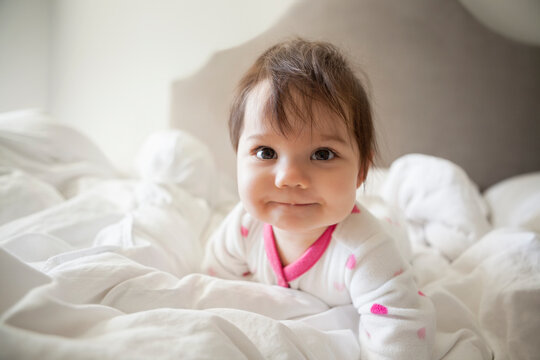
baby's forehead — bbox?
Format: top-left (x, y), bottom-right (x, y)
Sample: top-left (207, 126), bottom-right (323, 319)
top-left (244, 80), bottom-right (351, 139)
top-left (243, 116), bottom-right (353, 152)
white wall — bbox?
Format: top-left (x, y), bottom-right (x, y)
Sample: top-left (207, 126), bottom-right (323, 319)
top-left (49, 0), bottom-right (298, 173)
top-left (0, 0), bottom-right (297, 172)
top-left (0, 0), bottom-right (51, 112)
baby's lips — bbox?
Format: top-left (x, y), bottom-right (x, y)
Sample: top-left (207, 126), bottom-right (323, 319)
top-left (271, 201), bottom-right (317, 206)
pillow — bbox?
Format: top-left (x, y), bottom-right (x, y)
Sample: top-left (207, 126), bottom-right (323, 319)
top-left (484, 172), bottom-right (540, 233)
top-left (0, 109), bottom-right (115, 166)
top-left (0, 168), bottom-right (64, 226)
top-left (380, 154), bottom-right (491, 261)
top-left (0, 109), bottom-right (117, 196)
top-left (135, 130), bottom-right (218, 204)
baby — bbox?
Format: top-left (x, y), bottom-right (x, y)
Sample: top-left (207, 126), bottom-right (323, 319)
top-left (202, 38), bottom-right (435, 359)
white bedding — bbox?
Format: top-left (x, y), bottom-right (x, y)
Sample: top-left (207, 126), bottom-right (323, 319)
top-left (1, 114), bottom-right (539, 359)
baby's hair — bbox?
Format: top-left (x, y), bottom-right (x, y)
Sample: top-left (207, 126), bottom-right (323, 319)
top-left (229, 37), bottom-right (376, 180)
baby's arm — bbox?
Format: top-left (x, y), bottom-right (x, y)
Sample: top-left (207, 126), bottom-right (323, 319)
top-left (347, 233), bottom-right (435, 360)
top-left (202, 202), bottom-right (251, 280)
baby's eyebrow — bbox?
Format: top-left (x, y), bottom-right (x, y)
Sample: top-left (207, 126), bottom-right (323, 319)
top-left (245, 134), bottom-right (270, 142)
top-left (318, 133), bottom-right (347, 144)
top-left (245, 132), bottom-right (347, 144)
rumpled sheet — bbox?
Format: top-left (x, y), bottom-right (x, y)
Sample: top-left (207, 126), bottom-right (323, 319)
top-left (1, 116), bottom-right (539, 359)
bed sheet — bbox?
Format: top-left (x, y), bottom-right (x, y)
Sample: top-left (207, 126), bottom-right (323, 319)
top-left (1, 117), bottom-right (539, 359)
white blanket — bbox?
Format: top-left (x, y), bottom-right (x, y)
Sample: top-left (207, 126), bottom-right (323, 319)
top-left (1, 116), bottom-right (539, 359)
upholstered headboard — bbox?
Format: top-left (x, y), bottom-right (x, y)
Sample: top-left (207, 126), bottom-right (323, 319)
top-left (171, 0), bottom-right (540, 190)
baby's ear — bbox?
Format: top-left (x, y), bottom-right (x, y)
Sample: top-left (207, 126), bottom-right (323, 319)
top-left (356, 168), bottom-right (366, 188)
top-left (357, 152), bottom-right (374, 188)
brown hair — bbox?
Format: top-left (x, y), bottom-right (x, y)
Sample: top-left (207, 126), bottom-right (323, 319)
top-left (229, 38), bottom-right (376, 180)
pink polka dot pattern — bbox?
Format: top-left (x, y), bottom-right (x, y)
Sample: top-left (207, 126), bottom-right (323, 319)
top-left (393, 268), bottom-right (404, 277)
top-left (242, 271), bottom-right (251, 277)
top-left (333, 282), bottom-right (346, 291)
top-left (370, 304), bottom-right (388, 315)
top-left (417, 327), bottom-right (426, 339)
top-left (418, 290), bottom-right (426, 296)
top-left (207, 267), bottom-right (216, 276)
top-left (240, 226), bottom-right (249, 237)
top-left (351, 205), bottom-right (361, 214)
top-left (384, 217), bottom-right (401, 227)
top-left (346, 255), bottom-right (357, 269)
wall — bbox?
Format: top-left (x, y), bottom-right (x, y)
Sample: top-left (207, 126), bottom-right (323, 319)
top-left (48, 0), bottom-right (297, 173)
top-left (2, 0), bottom-right (539, 187)
top-left (0, 0), bottom-right (297, 172)
top-left (0, 0), bottom-right (51, 112)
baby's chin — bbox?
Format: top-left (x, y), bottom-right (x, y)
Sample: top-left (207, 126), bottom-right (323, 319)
top-left (259, 213), bottom-right (337, 236)
top-left (245, 201), bottom-right (352, 232)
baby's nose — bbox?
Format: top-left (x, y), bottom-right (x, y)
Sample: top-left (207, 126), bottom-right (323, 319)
top-left (274, 159), bottom-right (310, 189)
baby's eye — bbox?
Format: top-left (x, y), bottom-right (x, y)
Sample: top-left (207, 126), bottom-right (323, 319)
top-left (311, 148), bottom-right (335, 161)
top-left (256, 147), bottom-right (277, 160)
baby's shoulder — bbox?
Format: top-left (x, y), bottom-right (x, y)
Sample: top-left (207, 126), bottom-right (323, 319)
top-left (220, 202), bottom-right (252, 226)
top-left (221, 202), bottom-right (263, 239)
top-left (332, 202), bottom-right (392, 252)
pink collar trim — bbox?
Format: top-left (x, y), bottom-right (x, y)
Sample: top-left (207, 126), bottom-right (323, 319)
top-left (263, 224), bottom-right (337, 288)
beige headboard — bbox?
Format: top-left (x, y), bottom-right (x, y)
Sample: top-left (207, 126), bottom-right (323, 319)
top-left (171, 0), bottom-right (540, 190)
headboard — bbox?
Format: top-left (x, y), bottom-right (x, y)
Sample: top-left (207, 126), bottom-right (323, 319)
top-left (171, 0), bottom-right (540, 190)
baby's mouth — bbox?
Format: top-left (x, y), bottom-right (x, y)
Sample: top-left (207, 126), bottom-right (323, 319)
top-left (271, 201), bottom-right (317, 207)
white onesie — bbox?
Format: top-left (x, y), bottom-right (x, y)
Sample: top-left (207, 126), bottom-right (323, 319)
top-left (203, 202), bottom-right (435, 359)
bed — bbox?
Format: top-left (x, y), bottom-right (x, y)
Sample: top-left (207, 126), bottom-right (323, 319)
top-left (0, 109), bottom-right (539, 360)
top-left (2, 1), bottom-right (540, 358)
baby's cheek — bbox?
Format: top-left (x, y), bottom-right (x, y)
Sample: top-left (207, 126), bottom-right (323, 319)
top-left (238, 178), bottom-right (256, 208)
top-left (326, 175), bottom-right (356, 198)
top-left (324, 178), bottom-right (357, 217)
top-left (237, 163), bottom-right (256, 197)
top-left (237, 168), bottom-right (268, 217)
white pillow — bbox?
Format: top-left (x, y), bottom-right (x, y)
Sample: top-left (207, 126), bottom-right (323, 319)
top-left (0, 109), bottom-right (115, 166)
top-left (0, 168), bottom-right (64, 226)
top-left (484, 172), bottom-right (540, 233)
top-left (135, 130), bottom-right (218, 204)
top-left (380, 154), bottom-right (491, 261)
top-left (0, 109), bottom-right (117, 196)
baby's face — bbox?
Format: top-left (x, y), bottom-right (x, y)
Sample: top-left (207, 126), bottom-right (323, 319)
top-left (236, 81), bottom-right (363, 236)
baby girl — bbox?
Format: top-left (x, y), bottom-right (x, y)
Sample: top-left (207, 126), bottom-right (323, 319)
top-left (202, 38), bottom-right (435, 359)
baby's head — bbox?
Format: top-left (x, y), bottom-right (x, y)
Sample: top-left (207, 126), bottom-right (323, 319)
top-left (230, 38), bottom-right (375, 180)
top-left (229, 38), bottom-right (376, 233)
